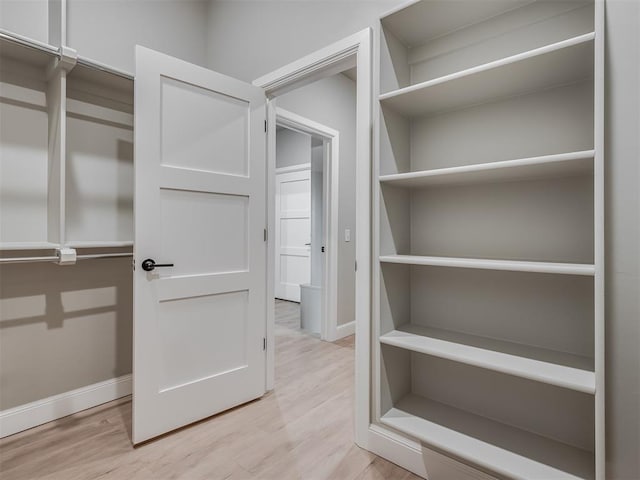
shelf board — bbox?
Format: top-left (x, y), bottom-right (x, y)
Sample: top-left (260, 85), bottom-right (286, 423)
top-left (0, 242), bottom-right (60, 251)
top-left (380, 0), bottom-right (532, 48)
top-left (379, 255), bottom-right (595, 276)
top-left (65, 241), bottom-right (134, 249)
top-left (379, 33), bottom-right (594, 117)
top-left (0, 30), bottom-right (58, 69)
top-left (381, 394), bottom-right (594, 480)
top-left (379, 150), bottom-right (594, 188)
top-left (381, 325), bottom-right (594, 393)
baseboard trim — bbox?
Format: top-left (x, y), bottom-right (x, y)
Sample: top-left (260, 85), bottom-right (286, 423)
top-left (334, 320), bottom-right (355, 339)
top-left (0, 374), bottom-right (132, 438)
top-left (366, 424), bottom-right (496, 480)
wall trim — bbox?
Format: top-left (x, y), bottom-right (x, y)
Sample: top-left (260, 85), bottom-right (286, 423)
top-left (367, 425), bottom-right (496, 480)
top-left (0, 374), bottom-right (132, 438)
top-left (333, 320), bottom-right (356, 340)
top-left (275, 163), bottom-right (311, 175)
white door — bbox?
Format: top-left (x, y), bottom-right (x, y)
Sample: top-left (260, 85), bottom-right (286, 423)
top-left (275, 169), bottom-right (311, 302)
top-left (133, 46), bottom-right (266, 444)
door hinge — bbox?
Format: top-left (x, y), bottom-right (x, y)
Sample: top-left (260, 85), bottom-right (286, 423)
top-left (263, 337), bottom-right (267, 351)
top-left (321, 246), bottom-right (325, 253)
top-left (355, 260), bottom-right (357, 271)
top-left (264, 228), bottom-right (267, 242)
top-left (264, 120), bottom-right (267, 133)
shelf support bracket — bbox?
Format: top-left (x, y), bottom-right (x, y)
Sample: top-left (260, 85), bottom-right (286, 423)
top-left (56, 248), bottom-right (77, 266)
top-left (46, 45), bottom-right (78, 78)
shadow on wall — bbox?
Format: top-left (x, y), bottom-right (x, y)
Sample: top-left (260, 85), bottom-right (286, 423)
top-left (0, 255), bottom-right (132, 410)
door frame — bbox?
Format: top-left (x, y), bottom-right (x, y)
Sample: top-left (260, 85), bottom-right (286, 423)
top-left (275, 108), bottom-right (340, 342)
top-left (253, 28), bottom-right (371, 448)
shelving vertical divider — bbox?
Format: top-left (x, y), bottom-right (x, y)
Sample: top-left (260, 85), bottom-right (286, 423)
top-left (45, 48), bottom-right (76, 249)
top-left (593, 0), bottom-right (605, 478)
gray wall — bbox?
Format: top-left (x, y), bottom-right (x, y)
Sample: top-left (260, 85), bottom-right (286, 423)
top-left (0, 0), bottom-right (49, 43)
top-left (66, 0), bottom-right (209, 73)
top-left (604, 0), bottom-right (640, 478)
top-left (277, 74), bottom-right (357, 327)
top-left (275, 128), bottom-right (311, 169)
top-left (0, 258), bottom-right (132, 410)
top-left (206, 0), bottom-right (397, 82)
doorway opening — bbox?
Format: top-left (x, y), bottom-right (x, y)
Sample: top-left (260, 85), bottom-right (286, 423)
top-left (273, 108), bottom-right (341, 341)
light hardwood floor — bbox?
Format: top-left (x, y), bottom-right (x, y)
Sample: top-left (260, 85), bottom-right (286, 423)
top-left (0, 300), bottom-right (418, 480)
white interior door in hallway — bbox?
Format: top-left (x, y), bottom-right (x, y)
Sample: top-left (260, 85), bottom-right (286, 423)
top-left (134, 46), bottom-right (267, 444)
top-left (275, 168), bottom-right (311, 302)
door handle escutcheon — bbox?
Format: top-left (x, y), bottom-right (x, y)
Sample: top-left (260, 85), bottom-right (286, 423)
top-left (141, 259), bottom-right (174, 272)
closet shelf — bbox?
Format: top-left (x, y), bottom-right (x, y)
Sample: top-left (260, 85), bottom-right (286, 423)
top-left (0, 30), bottom-right (58, 68)
top-left (380, 325), bottom-right (594, 393)
top-left (380, 394), bottom-right (594, 480)
top-left (0, 242), bottom-right (60, 251)
top-left (380, 0), bottom-right (533, 49)
top-left (65, 241), bottom-right (134, 249)
top-left (379, 33), bottom-right (594, 117)
top-left (379, 255), bottom-right (595, 276)
top-left (379, 150), bottom-right (594, 188)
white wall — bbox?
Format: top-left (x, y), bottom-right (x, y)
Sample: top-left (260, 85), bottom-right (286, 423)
top-left (67, 0), bottom-right (209, 73)
top-left (0, 0), bottom-right (49, 43)
top-left (275, 128), bottom-right (311, 169)
top-left (277, 74), bottom-right (357, 327)
top-left (206, 0), bottom-right (398, 82)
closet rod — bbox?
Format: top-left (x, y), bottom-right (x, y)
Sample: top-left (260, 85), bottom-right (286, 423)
top-left (0, 30), bottom-right (59, 57)
top-left (0, 253), bottom-right (133, 265)
top-left (76, 56), bottom-right (134, 81)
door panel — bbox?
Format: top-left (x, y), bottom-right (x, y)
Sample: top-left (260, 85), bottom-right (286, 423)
top-left (160, 77), bottom-right (249, 176)
top-left (134, 46), bottom-right (266, 444)
top-left (275, 169), bottom-right (311, 302)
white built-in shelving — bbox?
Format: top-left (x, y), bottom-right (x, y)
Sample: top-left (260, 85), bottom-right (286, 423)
top-left (380, 33), bottom-right (594, 117)
top-left (379, 255), bottom-right (595, 276)
top-left (0, 29), bottom-right (134, 255)
top-left (373, 0), bottom-right (603, 478)
top-left (381, 394), bottom-right (594, 480)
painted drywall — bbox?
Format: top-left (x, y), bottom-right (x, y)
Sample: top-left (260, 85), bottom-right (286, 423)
top-left (275, 128), bottom-right (311, 169)
top-left (206, 0), bottom-right (399, 82)
top-left (0, 258), bottom-right (132, 410)
top-left (277, 74), bottom-right (357, 327)
top-left (0, 0), bottom-right (49, 43)
top-left (604, 1), bottom-right (640, 478)
top-left (66, 0), bottom-right (209, 73)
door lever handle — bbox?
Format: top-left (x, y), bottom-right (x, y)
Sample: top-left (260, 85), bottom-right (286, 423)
top-left (141, 258), bottom-right (174, 272)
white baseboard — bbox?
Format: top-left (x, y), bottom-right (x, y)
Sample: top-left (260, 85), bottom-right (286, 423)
top-left (366, 424), bottom-right (496, 480)
top-left (334, 320), bottom-right (355, 339)
top-left (0, 374), bottom-right (132, 438)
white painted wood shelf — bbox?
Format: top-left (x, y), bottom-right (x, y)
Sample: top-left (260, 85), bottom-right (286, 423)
top-left (379, 255), bottom-right (595, 276)
top-left (380, 325), bottom-right (595, 393)
top-left (65, 241), bottom-right (134, 249)
top-left (0, 242), bottom-right (60, 251)
top-left (379, 33), bottom-right (594, 117)
top-left (381, 394), bottom-right (594, 480)
top-left (379, 151), bottom-right (594, 188)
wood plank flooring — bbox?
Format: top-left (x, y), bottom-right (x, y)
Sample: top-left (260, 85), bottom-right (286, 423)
top-left (0, 300), bottom-right (418, 480)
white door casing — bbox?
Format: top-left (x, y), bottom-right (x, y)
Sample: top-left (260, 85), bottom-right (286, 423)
top-left (133, 46), bottom-right (266, 444)
top-left (274, 167), bottom-right (311, 302)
